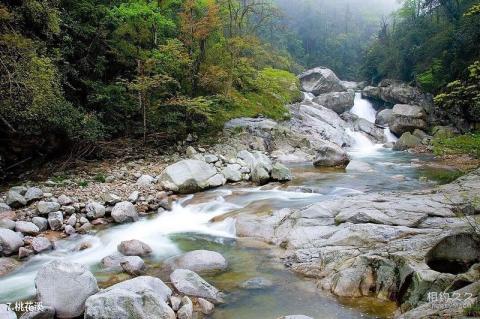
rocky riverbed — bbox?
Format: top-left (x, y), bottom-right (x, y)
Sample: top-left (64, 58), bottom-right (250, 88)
top-left (0, 67), bottom-right (479, 319)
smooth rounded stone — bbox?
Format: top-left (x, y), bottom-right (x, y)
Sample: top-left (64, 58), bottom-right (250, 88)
top-left (102, 193), bottom-right (121, 205)
top-left (18, 247), bottom-right (34, 259)
top-left (313, 144), bottom-right (350, 168)
top-left (0, 228), bottom-right (24, 255)
top-left (177, 296), bottom-right (193, 319)
top-left (117, 239), bottom-right (152, 256)
top-left (204, 154), bottom-right (219, 164)
top-left (10, 186), bottom-right (27, 195)
top-left (165, 250), bottom-right (228, 274)
top-left (64, 225), bottom-right (76, 235)
top-left (32, 217), bottom-right (48, 232)
top-left (62, 206), bottom-right (75, 215)
top-left (221, 165), bottom-right (242, 182)
top-left (170, 295), bottom-right (182, 311)
top-left (31, 237), bottom-right (52, 253)
top-left (197, 298), bottom-right (214, 315)
top-left (251, 165), bottom-right (270, 185)
top-left (128, 191), bottom-right (140, 203)
top-left (37, 201), bottom-right (60, 215)
top-left (66, 214), bottom-right (76, 227)
top-left (239, 277), bottom-right (273, 290)
top-left (346, 160), bottom-right (374, 173)
top-left (6, 191), bottom-right (26, 208)
top-left (0, 203), bottom-right (12, 213)
top-left (312, 91), bottom-right (355, 114)
top-left (277, 316), bottom-right (313, 319)
top-left (389, 104), bottom-right (427, 136)
top-left (15, 221), bottom-right (40, 235)
top-left (0, 304), bottom-right (16, 319)
top-left (0, 257), bottom-right (20, 276)
top-left (170, 269), bottom-right (223, 304)
top-left (207, 174), bottom-right (227, 188)
top-left (57, 195), bottom-right (73, 206)
top-left (0, 219), bottom-right (16, 230)
top-left (299, 67), bottom-right (346, 95)
top-left (393, 132), bottom-right (422, 151)
top-left (24, 187), bottom-right (44, 203)
top-left (375, 109), bottom-right (393, 126)
top-left (101, 254), bottom-right (125, 270)
top-left (85, 202), bottom-right (106, 219)
top-left (111, 201), bottom-right (138, 223)
top-left (159, 160), bottom-right (218, 194)
top-left (35, 260), bottom-right (98, 318)
top-left (19, 305), bottom-right (55, 319)
top-left (84, 276), bottom-right (174, 319)
top-left (135, 174), bottom-right (155, 187)
top-left (120, 256), bottom-right (145, 276)
top-left (47, 211), bottom-right (63, 231)
top-left (271, 162), bottom-right (292, 181)
top-left (186, 146), bottom-right (197, 157)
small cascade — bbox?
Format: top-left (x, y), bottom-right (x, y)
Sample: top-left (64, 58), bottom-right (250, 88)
top-left (346, 128), bottom-right (381, 156)
top-left (350, 92), bottom-right (377, 123)
top-left (384, 127), bottom-right (399, 143)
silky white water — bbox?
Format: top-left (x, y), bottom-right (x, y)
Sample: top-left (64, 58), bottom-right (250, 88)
top-left (350, 92), bottom-right (377, 123)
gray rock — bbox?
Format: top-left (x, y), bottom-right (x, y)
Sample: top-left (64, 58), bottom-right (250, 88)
top-left (0, 304), bottom-right (16, 319)
top-left (221, 165), bottom-right (242, 182)
top-left (271, 163), bottom-right (292, 181)
top-left (239, 277), bottom-right (273, 290)
top-left (177, 296), bottom-right (193, 319)
top-left (197, 298), bottom-right (214, 315)
top-left (47, 211), bottom-right (63, 231)
top-left (389, 104), bottom-right (428, 136)
top-left (117, 239), bottom-right (152, 256)
top-left (64, 225), bottom-right (76, 235)
top-left (10, 186), bottom-right (27, 195)
top-left (6, 191), bottom-right (26, 208)
top-left (19, 306), bottom-right (55, 319)
top-left (353, 118), bottom-right (386, 143)
top-left (120, 256), bottom-right (145, 276)
top-left (15, 221), bottom-right (40, 235)
top-left (313, 144), bottom-right (350, 167)
top-left (0, 203), bottom-right (11, 213)
top-left (62, 206), bottom-right (75, 214)
top-left (102, 193), bottom-right (121, 205)
top-left (185, 146), bottom-right (197, 157)
top-left (159, 160), bottom-right (218, 194)
top-left (207, 174), bottom-right (226, 188)
top-left (128, 191), bottom-right (140, 203)
top-left (393, 132), bottom-right (422, 151)
top-left (37, 201), bottom-right (60, 215)
top-left (170, 269), bottom-right (223, 303)
top-left (204, 154), bottom-right (219, 164)
top-left (66, 214), bottom-right (76, 226)
top-left (24, 187), bottom-right (44, 203)
top-left (0, 228), bottom-right (24, 255)
top-left (169, 296), bottom-right (182, 311)
top-left (312, 91), bottom-right (355, 114)
top-left (0, 257), bottom-right (19, 276)
top-left (224, 117), bottom-right (278, 132)
top-left (111, 201), bottom-right (138, 223)
top-left (32, 217), bottom-right (48, 232)
top-left (84, 276), bottom-right (174, 319)
top-left (375, 109), bottom-right (393, 126)
top-left (0, 219), bottom-right (15, 230)
top-left (165, 250), bottom-right (228, 274)
top-left (57, 195), bottom-right (73, 206)
top-left (136, 174), bottom-right (155, 187)
top-left (251, 165), bottom-right (270, 185)
top-left (299, 67), bottom-right (346, 95)
top-left (85, 202), bottom-right (106, 219)
top-left (35, 260), bottom-right (98, 318)
top-left (31, 237), bottom-right (52, 253)
top-left (18, 247), bottom-right (33, 259)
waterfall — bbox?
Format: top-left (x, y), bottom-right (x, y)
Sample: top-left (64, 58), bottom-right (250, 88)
top-left (384, 127), bottom-right (399, 143)
top-left (350, 92), bottom-right (377, 123)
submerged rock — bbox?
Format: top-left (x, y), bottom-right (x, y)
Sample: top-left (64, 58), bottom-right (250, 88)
top-left (375, 109), bottom-right (393, 126)
top-left (35, 260), bottom-right (98, 318)
top-left (239, 277), bottom-right (274, 290)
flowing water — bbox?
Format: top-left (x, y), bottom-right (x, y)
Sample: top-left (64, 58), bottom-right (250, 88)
top-left (0, 93), bottom-right (451, 318)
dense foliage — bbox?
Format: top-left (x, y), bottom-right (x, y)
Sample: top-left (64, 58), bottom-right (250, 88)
top-left (0, 0), bottom-right (301, 148)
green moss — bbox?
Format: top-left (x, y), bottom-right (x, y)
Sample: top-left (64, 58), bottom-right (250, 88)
top-left (433, 133), bottom-right (480, 158)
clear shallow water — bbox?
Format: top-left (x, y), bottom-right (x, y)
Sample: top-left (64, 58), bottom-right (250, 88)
top-left (0, 93), bottom-right (454, 318)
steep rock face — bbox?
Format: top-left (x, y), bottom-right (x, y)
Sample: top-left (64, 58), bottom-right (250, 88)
top-left (298, 67), bottom-right (346, 95)
top-left (235, 168), bottom-right (480, 316)
top-left (362, 80), bottom-right (433, 109)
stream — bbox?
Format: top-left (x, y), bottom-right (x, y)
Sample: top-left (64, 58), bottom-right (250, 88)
top-left (0, 93), bottom-right (454, 318)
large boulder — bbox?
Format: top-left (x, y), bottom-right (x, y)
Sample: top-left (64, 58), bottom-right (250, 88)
top-left (159, 160), bottom-right (219, 194)
top-left (299, 67), bottom-right (346, 95)
top-left (117, 239), bottom-right (152, 256)
top-left (362, 80), bottom-right (433, 108)
top-left (312, 91), bottom-right (355, 114)
top-left (393, 132), bottom-right (423, 151)
top-left (271, 163), bottom-right (293, 182)
top-left (170, 269), bottom-right (223, 303)
top-left (165, 250), bottom-right (228, 274)
top-left (0, 228), bottom-right (24, 256)
top-left (353, 118), bottom-right (385, 143)
top-left (375, 109), bottom-right (393, 126)
top-left (84, 276), bottom-right (174, 319)
top-left (35, 260), bottom-right (98, 318)
top-left (389, 104), bottom-right (428, 136)
top-left (238, 150), bottom-right (273, 185)
top-left (313, 144), bottom-right (350, 168)
top-left (0, 304), bottom-right (16, 319)
top-left (111, 201), bottom-right (138, 223)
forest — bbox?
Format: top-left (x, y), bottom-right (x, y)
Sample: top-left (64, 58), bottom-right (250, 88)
top-left (0, 0), bottom-right (479, 170)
